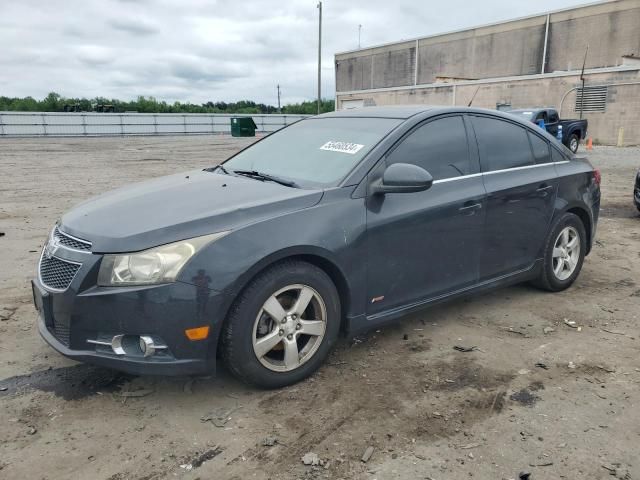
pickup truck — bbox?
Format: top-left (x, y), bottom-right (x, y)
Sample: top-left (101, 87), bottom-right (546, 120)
top-left (508, 107), bottom-right (587, 153)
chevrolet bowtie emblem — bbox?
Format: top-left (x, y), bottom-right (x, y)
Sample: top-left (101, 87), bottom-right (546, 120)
top-left (44, 236), bottom-right (60, 259)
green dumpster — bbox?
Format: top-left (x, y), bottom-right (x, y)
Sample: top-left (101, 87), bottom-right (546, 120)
top-left (230, 117), bottom-right (258, 137)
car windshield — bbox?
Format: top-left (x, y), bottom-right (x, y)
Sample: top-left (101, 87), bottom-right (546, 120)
top-left (222, 117), bottom-right (402, 188)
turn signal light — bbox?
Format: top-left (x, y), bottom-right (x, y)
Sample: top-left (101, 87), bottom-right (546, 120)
top-left (185, 326), bottom-right (210, 341)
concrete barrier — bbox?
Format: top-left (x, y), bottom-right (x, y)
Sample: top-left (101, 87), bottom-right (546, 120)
top-left (0, 112), bottom-right (310, 137)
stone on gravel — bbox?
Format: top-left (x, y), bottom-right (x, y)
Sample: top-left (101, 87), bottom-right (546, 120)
top-left (262, 436), bottom-right (277, 447)
top-left (361, 446), bottom-right (374, 463)
top-left (302, 452), bottom-right (320, 466)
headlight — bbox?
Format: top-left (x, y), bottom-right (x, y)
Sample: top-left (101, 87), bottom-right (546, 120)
top-left (97, 231), bottom-right (229, 286)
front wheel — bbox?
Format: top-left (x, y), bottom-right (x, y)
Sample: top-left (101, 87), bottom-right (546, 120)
top-left (568, 133), bottom-right (580, 153)
top-left (221, 260), bottom-right (340, 388)
top-left (532, 212), bottom-right (587, 292)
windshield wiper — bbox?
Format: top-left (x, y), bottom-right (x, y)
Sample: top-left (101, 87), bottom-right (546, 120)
top-left (203, 164), bottom-right (229, 174)
top-left (232, 169), bottom-right (299, 188)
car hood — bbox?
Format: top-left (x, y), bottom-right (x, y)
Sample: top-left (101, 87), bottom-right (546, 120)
top-left (60, 170), bottom-right (323, 252)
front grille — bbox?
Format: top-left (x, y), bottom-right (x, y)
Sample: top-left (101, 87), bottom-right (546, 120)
top-left (39, 255), bottom-right (81, 291)
top-left (54, 226), bottom-right (91, 251)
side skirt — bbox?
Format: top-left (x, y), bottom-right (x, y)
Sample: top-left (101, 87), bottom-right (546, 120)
top-left (344, 260), bottom-right (542, 335)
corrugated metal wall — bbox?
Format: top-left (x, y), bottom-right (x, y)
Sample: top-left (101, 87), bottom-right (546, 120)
top-left (0, 112), bottom-right (310, 136)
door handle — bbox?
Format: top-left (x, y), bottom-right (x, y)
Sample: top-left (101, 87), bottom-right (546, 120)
top-left (458, 202), bottom-right (482, 215)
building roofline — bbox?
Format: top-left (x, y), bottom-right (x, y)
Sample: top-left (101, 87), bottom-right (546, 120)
top-left (334, 0), bottom-right (620, 57)
top-left (335, 65), bottom-right (640, 96)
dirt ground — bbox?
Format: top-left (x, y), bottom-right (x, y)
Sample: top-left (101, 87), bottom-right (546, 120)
top-left (1, 136), bottom-right (639, 480)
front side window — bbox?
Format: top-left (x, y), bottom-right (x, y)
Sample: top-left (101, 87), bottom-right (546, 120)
top-left (471, 116), bottom-right (534, 172)
top-left (549, 111), bottom-right (559, 123)
top-left (386, 116), bottom-right (472, 181)
top-left (223, 117), bottom-right (402, 188)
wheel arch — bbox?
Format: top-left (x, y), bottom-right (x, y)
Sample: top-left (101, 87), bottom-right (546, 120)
top-left (217, 247), bottom-right (353, 344)
top-left (566, 205), bottom-right (592, 254)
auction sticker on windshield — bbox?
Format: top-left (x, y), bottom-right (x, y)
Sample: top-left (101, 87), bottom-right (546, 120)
top-left (320, 141), bottom-right (365, 155)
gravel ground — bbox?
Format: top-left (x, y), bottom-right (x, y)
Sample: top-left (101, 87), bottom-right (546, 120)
top-left (0, 136), bottom-right (639, 480)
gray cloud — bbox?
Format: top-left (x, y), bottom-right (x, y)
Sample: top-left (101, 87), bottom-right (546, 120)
top-left (109, 18), bottom-right (160, 36)
top-left (0, 0), bottom-right (588, 105)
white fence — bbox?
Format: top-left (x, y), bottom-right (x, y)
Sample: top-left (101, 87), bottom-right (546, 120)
top-left (0, 112), bottom-right (310, 137)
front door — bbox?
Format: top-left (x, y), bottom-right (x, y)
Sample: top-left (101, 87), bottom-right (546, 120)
top-left (365, 115), bottom-right (486, 316)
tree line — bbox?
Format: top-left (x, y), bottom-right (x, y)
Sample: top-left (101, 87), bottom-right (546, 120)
top-left (0, 92), bottom-right (335, 114)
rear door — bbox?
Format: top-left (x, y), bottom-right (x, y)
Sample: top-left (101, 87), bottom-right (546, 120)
top-left (469, 115), bottom-right (558, 280)
top-left (365, 115), bottom-right (486, 315)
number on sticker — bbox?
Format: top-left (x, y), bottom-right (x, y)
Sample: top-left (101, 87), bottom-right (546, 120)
top-left (320, 141), bottom-right (365, 155)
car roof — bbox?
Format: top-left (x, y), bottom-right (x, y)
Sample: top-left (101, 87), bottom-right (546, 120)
top-left (317, 105), bottom-right (561, 124)
top-left (318, 105), bottom-right (435, 119)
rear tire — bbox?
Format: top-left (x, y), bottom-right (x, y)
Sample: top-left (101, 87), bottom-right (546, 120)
top-left (568, 133), bottom-right (580, 153)
top-left (532, 212), bottom-right (587, 292)
top-left (221, 260), bottom-right (340, 388)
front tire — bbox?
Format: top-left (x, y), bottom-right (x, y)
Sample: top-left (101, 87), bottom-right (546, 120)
top-left (221, 260), bottom-right (340, 388)
top-left (532, 212), bottom-right (587, 292)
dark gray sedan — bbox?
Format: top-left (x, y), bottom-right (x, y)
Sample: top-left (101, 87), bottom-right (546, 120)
top-left (33, 106), bottom-right (601, 388)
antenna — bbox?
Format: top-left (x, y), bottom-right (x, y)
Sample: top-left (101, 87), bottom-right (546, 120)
top-left (468, 87), bottom-right (480, 107)
top-left (579, 44), bottom-right (589, 119)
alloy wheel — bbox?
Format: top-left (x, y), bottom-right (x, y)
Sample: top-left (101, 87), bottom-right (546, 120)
top-left (552, 226), bottom-right (580, 281)
top-left (570, 137), bottom-right (578, 152)
top-left (252, 284), bottom-right (327, 372)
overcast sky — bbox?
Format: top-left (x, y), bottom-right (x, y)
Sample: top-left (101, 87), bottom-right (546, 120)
top-left (0, 0), bottom-right (590, 105)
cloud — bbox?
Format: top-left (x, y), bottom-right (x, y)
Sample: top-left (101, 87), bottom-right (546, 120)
top-left (0, 0), bottom-right (589, 105)
top-left (76, 45), bottom-right (117, 66)
top-left (109, 17), bottom-right (159, 36)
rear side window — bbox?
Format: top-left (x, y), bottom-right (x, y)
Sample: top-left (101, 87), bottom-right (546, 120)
top-left (535, 111), bottom-right (548, 123)
top-left (386, 116), bottom-right (471, 180)
top-left (471, 116), bottom-right (534, 172)
top-left (551, 146), bottom-right (567, 162)
top-left (549, 111), bottom-right (559, 123)
top-left (528, 132), bottom-right (550, 164)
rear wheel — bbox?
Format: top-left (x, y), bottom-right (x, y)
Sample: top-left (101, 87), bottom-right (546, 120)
top-left (568, 133), bottom-right (580, 153)
top-left (532, 212), bottom-right (586, 292)
top-left (221, 260), bottom-right (340, 388)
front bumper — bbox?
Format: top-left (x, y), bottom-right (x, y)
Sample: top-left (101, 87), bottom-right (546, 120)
top-left (36, 313), bottom-right (210, 375)
top-left (32, 259), bottom-right (228, 376)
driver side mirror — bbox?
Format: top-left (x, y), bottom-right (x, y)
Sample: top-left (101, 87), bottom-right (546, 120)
top-left (370, 163), bottom-right (433, 195)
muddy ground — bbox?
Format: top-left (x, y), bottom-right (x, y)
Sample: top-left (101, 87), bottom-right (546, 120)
top-left (0, 136), bottom-right (639, 480)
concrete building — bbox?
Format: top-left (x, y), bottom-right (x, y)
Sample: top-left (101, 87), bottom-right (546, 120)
top-left (335, 0), bottom-right (640, 145)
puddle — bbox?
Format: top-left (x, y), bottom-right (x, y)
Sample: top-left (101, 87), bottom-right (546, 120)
top-left (510, 388), bottom-right (540, 407)
top-left (431, 357), bottom-right (515, 392)
top-left (0, 364), bottom-right (133, 401)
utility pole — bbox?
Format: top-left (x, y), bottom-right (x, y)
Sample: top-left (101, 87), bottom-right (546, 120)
top-left (358, 24), bottom-right (362, 49)
top-left (317, 1), bottom-right (322, 115)
top-left (277, 84), bottom-right (281, 113)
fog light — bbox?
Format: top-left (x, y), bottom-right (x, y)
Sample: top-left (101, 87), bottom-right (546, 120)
top-left (139, 335), bottom-right (156, 357)
top-left (185, 326), bottom-right (210, 341)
